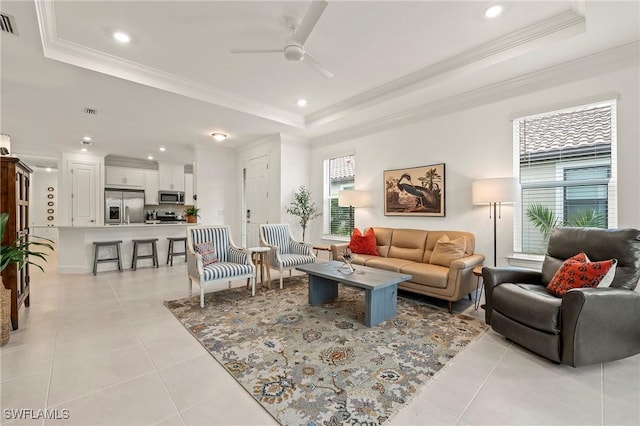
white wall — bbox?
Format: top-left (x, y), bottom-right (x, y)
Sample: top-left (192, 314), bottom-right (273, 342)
top-left (193, 144), bottom-right (239, 239)
top-left (279, 134), bottom-right (311, 241)
top-left (308, 65), bottom-right (640, 266)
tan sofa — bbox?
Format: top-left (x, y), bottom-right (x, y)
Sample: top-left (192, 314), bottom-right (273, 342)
top-left (331, 227), bottom-right (485, 313)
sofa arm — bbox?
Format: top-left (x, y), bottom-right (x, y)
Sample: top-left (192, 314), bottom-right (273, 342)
top-left (331, 243), bottom-right (349, 260)
top-left (483, 267), bottom-right (543, 325)
top-left (561, 288), bottom-right (640, 366)
top-left (450, 254), bottom-right (485, 270)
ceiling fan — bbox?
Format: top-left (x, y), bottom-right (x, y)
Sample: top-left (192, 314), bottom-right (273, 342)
top-left (230, 0), bottom-right (334, 79)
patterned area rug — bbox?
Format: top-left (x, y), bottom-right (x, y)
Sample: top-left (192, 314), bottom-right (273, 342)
top-left (165, 276), bottom-right (487, 425)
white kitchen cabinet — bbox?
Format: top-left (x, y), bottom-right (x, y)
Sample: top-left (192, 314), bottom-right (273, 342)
top-left (184, 172), bottom-right (194, 205)
top-left (106, 166), bottom-right (145, 188)
top-left (145, 170), bottom-right (159, 205)
top-left (158, 163), bottom-right (185, 191)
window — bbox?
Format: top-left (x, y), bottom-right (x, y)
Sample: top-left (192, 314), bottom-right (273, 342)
top-left (514, 100), bottom-right (617, 255)
top-left (324, 155), bottom-right (355, 238)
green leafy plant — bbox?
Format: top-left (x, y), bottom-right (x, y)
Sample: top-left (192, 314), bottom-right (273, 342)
top-left (526, 203), bottom-right (606, 242)
top-left (286, 186), bottom-right (321, 243)
top-left (1, 213), bottom-right (53, 273)
top-left (184, 207), bottom-right (200, 218)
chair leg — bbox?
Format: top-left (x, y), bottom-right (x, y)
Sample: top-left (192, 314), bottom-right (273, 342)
top-left (188, 278), bottom-right (193, 296)
top-left (200, 286), bottom-right (205, 308)
top-left (251, 276), bottom-right (255, 296)
top-left (93, 244), bottom-right (99, 275)
top-left (279, 267), bottom-right (284, 289)
top-left (448, 301), bottom-right (452, 314)
top-left (116, 243), bottom-right (122, 272)
top-left (167, 240), bottom-right (172, 265)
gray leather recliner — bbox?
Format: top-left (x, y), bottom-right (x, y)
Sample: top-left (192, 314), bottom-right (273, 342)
top-left (484, 227), bottom-right (640, 367)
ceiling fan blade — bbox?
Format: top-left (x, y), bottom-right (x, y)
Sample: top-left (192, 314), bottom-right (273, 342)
top-left (230, 48), bottom-right (283, 54)
top-left (304, 53), bottom-right (334, 79)
top-left (294, 0), bottom-right (327, 45)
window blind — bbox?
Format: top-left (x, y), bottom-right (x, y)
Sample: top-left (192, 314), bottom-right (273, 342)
top-left (515, 101), bottom-right (617, 254)
top-left (325, 155), bottom-right (355, 237)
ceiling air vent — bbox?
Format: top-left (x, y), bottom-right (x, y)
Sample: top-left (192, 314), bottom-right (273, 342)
top-left (0, 13), bottom-right (18, 35)
top-left (83, 107), bottom-right (98, 115)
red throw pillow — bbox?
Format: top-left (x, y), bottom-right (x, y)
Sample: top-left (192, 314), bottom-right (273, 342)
top-left (547, 254), bottom-right (616, 297)
top-left (348, 228), bottom-right (379, 256)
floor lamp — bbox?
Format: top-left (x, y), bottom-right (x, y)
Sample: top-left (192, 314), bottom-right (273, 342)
top-left (338, 189), bottom-right (368, 235)
top-left (472, 177), bottom-right (519, 266)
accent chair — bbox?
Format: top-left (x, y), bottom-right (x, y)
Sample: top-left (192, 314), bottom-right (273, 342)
top-left (259, 223), bottom-right (316, 289)
top-left (484, 227), bottom-right (640, 367)
top-left (186, 225), bottom-right (255, 308)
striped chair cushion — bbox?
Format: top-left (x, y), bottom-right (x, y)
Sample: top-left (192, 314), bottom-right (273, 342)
top-left (202, 262), bottom-right (253, 281)
top-left (191, 227), bottom-right (230, 262)
top-left (262, 225), bottom-right (291, 255)
top-left (279, 253), bottom-right (316, 268)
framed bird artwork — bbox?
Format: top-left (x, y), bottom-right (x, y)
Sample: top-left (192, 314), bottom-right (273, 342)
top-left (384, 163), bottom-right (445, 216)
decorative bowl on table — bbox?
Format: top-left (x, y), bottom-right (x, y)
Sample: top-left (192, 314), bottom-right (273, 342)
top-left (339, 247), bottom-right (357, 273)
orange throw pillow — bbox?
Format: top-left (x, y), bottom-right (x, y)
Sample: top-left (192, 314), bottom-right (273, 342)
top-left (349, 228), bottom-right (379, 256)
top-left (547, 253), bottom-right (616, 297)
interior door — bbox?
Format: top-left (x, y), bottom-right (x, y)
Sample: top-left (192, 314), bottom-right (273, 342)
top-left (245, 154), bottom-right (269, 248)
top-left (71, 161), bottom-right (98, 226)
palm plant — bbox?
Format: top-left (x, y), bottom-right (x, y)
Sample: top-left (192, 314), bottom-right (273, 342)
top-left (526, 203), bottom-right (606, 242)
top-left (1, 213), bottom-right (54, 274)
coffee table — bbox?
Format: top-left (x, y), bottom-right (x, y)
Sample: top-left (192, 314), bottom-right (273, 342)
top-left (296, 261), bottom-right (411, 327)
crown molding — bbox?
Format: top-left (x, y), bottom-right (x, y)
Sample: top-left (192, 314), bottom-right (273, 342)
top-left (34, 0), bottom-right (305, 129)
top-left (305, 9), bottom-right (586, 128)
top-left (310, 42), bottom-right (639, 147)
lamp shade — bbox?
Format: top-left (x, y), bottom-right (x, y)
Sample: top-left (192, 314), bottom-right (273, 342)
top-left (472, 177), bottom-right (519, 205)
top-left (338, 189), bottom-right (368, 208)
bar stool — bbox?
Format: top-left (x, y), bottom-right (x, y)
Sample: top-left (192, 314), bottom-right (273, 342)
top-left (166, 237), bottom-right (187, 266)
top-left (92, 240), bottom-right (123, 275)
top-left (131, 239), bottom-right (159, 270)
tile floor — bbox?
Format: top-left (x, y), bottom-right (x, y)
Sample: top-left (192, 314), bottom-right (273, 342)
top-left (1, 249), bottom-right (638, 425)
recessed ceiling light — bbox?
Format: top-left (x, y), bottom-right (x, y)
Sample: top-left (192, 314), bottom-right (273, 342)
top-left (45, 167), bottom-right (52, 172)
top-left (159, 147), bottom-right (166, 152)
top-left (83, 136), bottom-right (92, 142)
top-left (147, 155), bottom-right (154, 160)
top-left (484, 4), bottom-right (503, 19)
top-left (297, 98), bottom-right (308, 107)
top-left (113, 31), bottom-right (131, 43)
top-left (80, 148), bottom-right (88, 152)
top-left (211, 132), bottom-right (227, 141)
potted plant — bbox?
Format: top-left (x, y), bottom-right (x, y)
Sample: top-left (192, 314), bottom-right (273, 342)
top-left (184, 207), bottom-right (200, 224)
top-left (285, 186), bottom-right (321, 243)
top-left (0, 213), bottom-right (53, 345)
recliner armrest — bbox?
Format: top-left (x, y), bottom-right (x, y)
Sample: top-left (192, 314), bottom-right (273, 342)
top-left (483, 267), bottom-right (543, 325)
top-left (562, 288), bottom-right (640, 366)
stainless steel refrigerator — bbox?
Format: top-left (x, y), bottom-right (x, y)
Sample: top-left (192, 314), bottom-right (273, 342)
top-left (105, 189), bottom-right (145, 225)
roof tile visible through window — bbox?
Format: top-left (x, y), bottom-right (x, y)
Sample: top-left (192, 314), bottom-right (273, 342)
top-left (330, 155), bottom-right (355, 180)
top-left (519, 105), bottom-right (612, 155)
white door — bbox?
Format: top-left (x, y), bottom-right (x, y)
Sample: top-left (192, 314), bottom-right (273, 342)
top-left (71, 161), bottom-right (98, 226)
top-left (245, 155), bottom-right (269, 248)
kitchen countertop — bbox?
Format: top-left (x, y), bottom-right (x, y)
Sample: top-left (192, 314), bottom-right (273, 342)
top-left (58, 222), bottom-right (189, 229)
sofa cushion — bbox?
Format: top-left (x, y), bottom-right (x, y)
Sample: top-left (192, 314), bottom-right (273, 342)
top-left (429, 235), bottom-right (466, 267)
top-left (388, 229), bottom-right (427, 262)
top-left (372, 227), bottom-right (393, 258)
top-left (349, 228), bottom-right (379, 256)
top-left (400, 263), bottom-right (448, 289)
top-left (425, 231), bottom-right (475, 262)
top-left (493, 283), bottom-right (562, 333)
top-left (365, 257), bottom-right (416, 272)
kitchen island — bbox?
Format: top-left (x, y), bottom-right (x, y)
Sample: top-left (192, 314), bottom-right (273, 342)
top-left (57, 223), bottom-right (189, 273)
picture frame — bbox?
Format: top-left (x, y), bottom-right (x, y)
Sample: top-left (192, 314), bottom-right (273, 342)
top-left (384, 163), bottom-right (445, 216)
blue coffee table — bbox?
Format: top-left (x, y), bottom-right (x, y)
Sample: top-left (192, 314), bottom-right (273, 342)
top-left (297, 261), bottom-right (411, 327)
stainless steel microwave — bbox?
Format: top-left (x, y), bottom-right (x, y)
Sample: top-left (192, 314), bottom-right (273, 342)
top-left (158, 191), bottom-right (185, 204)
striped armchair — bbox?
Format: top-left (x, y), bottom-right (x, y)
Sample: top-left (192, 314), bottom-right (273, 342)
top-left (259, 223), bottom-right (316, 289)
top-left (187, 226), bottom-right (255, 308)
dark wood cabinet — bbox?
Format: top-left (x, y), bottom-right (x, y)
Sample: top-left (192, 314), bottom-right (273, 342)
top-left (1, 156), bottom-right (32, 330)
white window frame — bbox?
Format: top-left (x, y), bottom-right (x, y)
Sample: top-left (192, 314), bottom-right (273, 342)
top-left (512, 99), bottom-right (617, 256)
